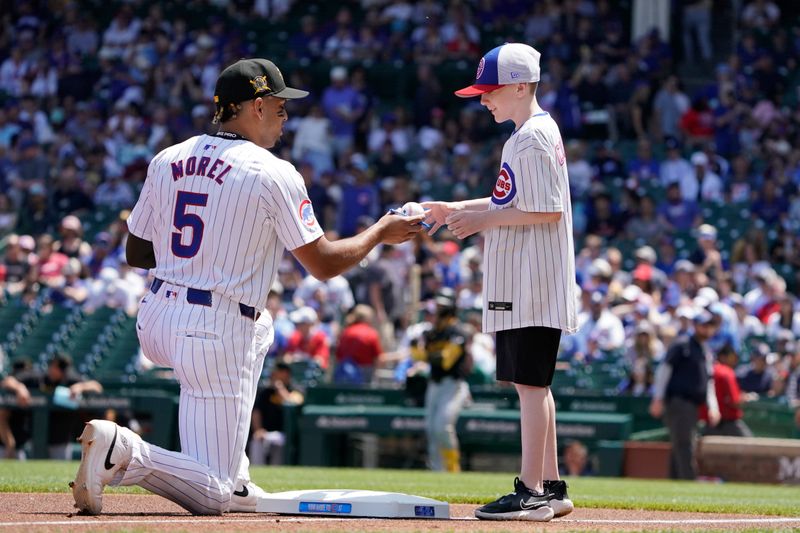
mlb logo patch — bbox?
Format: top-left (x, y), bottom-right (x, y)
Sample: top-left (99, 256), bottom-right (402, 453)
top-left (298, 199), bottom-right (318, 232)
top-left (491, 162), bottom-right (516, 205)
top-left (164, 289), bottom-right (178, 300)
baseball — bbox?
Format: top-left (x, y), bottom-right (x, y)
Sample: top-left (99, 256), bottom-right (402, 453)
top-left (402, 201), bottom-right (426, 216)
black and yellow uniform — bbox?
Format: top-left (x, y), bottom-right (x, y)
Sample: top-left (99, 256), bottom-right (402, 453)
top-left (412, 291), bottom-right (472, 472)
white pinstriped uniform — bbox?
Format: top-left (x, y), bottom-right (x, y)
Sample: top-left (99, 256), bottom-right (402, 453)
top-left (482, 113), bottom-right (578, 335)
top-left (117, 133), bottom-right (323, 514)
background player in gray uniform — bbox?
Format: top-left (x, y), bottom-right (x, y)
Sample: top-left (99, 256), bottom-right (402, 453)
top-left (71, 58), bottom-right (424, 515)
top-left (424, 43), bottom-right (578, 522)
top-left (410, 288), bottom-right (472, 472)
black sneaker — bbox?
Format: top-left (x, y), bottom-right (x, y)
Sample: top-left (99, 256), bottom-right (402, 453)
top-left (544, 479), bottom-right (574, 517)
top-left (474, 477), bottom-right (554, 521)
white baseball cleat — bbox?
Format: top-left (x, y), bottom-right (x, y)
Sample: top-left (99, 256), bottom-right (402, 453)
top-left (70, 420), bottom-right (134, 515)
top-left (229, 480), bottom-right (270, 512)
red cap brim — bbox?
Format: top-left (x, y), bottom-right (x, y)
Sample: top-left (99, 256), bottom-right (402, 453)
top-left (454, 84), bottom-right (504, 98)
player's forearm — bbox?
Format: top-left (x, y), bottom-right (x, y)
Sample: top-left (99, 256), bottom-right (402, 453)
top-left (459, 197), bottom-right (492, 211)
top-left (483, 207), bottom-right (562, 229)
top-left (308, 225), bottom-right (384, 280)
top-left (652, 362), bottom-right (672, 400)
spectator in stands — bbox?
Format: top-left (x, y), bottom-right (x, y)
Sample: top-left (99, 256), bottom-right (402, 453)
top-left (35, 234), bottom-right (69, 288)
top-left (285, 306), bottom-right (330, 371)
top-left (766, 295), bottom-right (800, 341)
top-left (559, 440), bottom-right (594, 477)
top-left (0, 363), bottom-right (31, 459)
top-left (49, 258), bottom-right (89, 308)
top-left (0, 193), bottom-right (17, 237)
top-left (249, 360), bottom-right (304, 466)
top-left (653, 76), bottom-right (690, 141)
top-left (689, 224), bottom-right (724, 282)
top-left (752, 179), bottom-right (788, 227)
top-left (679, 98), bottom-right (715, 149)
top-left (55, 216), bottom-right (92, 263)
top-left (85, 232), bottom-right (122, 278)
top-left (659, 136), bottom-right (692, 191)
top-left (625, 195), bottom-right (661, 242)
top-left (574, 291), bottom-right (625, 361)
top-left (0, 234), bottom-right (34, 298)
top-left (728, 293), bottom-right (765, 347)
top-left (585, 192), bottom-right (624, 240)
top-left (650, 310), bottom-right (720, 479)
top-left (658, 182), bottom-right (701, 233)
top-left (741, 0), bottom-right (781, 33)
top-left (16, 354), bottom-right (103, 459)
top-left (701, 344), bottom-right (753, 437)
top-left (337, 156), bottom-right (380, 238)
top-left (291, 104), bottom-right (333, 178)
top-left (14, 183), bottom-right (52, 237)
top-left (689, 152), bottom-right (723, 203)
top-left (682, 0), bottom-right (713, 64)
top-left (287, 15), bottom-right (323, 61)
top-left (321, 66), bottom-right (364, 160)
top-left (335, 304), bottom-right (383, 384)
top-left (737, 344), bottom-right (774, 397)
top-left (52, 162), bottom-right (94, 221)
top-left (93, 171), bottom-right (135, 210)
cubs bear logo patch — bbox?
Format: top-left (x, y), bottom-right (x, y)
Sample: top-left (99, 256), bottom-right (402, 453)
top-left (491, 162), bottom-right (516, 205)
top-left (298, 199), bottom-right (317, 231)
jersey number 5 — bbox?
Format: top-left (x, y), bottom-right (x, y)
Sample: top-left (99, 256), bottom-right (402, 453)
top-left (171, 190), bottom-right (208, 258)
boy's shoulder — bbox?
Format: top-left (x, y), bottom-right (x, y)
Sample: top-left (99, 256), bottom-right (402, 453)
top-left (510, 114), bottom-right (560, 155)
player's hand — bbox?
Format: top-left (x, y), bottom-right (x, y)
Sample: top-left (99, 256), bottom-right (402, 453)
top-left (378, 212), bottom-right (426, 244)
top-left (445, 210), bottom-right (485, 239)
top-left (421, 201), bottom-right (462, 236)
top-left (707, 408), bottom-right (721, 427)
top-left (649, 398), bottom-right (663, 419)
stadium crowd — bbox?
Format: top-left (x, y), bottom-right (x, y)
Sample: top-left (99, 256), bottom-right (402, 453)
top-left (1, 0), bottom-right (800, 446)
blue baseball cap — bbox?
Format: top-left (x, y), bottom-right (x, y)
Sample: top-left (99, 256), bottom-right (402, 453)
top-left (455, 43), bottom-right (541, 98)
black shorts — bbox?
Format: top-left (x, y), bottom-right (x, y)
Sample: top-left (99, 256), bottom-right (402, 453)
top-left (495, 326), bottom-right (562, 387)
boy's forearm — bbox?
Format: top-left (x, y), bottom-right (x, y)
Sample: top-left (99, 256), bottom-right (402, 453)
top-left (460, 197), bottom-right (492, 210)
top-left (483, 207), bottom-right (562, 229)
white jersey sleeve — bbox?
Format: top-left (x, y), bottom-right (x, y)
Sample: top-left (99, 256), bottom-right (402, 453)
top-left (263, 163), bottom-right (324, 250)
top-left (513, 150), bottom-right (565, 214)
top-left (127, 154), bottom-right (161, 240)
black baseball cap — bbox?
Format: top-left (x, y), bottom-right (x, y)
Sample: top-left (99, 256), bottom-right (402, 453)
top-left (214, 58), bottom-right (308, 109)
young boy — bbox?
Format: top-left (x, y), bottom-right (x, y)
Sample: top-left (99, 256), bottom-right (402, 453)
top-left (423, 42), bottom-right (578, 521)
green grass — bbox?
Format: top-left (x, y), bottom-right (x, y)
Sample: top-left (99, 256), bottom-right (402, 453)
top-left (3, 461), bottom-right (800, 517)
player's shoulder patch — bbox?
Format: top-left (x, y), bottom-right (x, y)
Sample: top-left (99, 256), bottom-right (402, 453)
top-left (491, 162), bottom-right (516, 205)
top-left (298, 199), bottom-right (319, 232)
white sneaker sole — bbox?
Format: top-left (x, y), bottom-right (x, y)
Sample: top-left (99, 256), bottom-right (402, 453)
top-left (551, 498), bottom-right (574, 517)
top-left (70, 421), bottom-right (119, 515)
top-left (475, 506), bottom-right (555, 522)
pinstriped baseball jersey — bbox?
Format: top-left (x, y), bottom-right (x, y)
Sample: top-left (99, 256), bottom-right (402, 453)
top-left (127, 133), bottom-right (324, 309)
top-left (482, 112), bottom-right (578, 334)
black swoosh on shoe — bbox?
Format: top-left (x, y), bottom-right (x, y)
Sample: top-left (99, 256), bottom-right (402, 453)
top-left (233, 486), bottom-right (249, 498)
top-left (104, 426), bottom-right (118, 470)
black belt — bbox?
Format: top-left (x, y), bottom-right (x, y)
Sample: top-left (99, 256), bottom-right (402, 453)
top-left (150, 278), bottom-right (260, 321)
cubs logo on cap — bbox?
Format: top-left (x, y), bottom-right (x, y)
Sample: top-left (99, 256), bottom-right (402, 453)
top-left (298, 199), bottom-right (317, 231)
top-left (491, 162), bottom-right (517, 205)
top-left (455, 43), bottom-right (541, 98)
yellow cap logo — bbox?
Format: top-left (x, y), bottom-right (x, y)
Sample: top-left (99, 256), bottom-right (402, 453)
top-left (250, 75), bottom-right (271, 94)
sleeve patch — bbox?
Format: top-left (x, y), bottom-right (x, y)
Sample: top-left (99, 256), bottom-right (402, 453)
top-left (298, 199), bottom-right (318, 232)
top-left (491, 162), bottom-right (517, 205)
